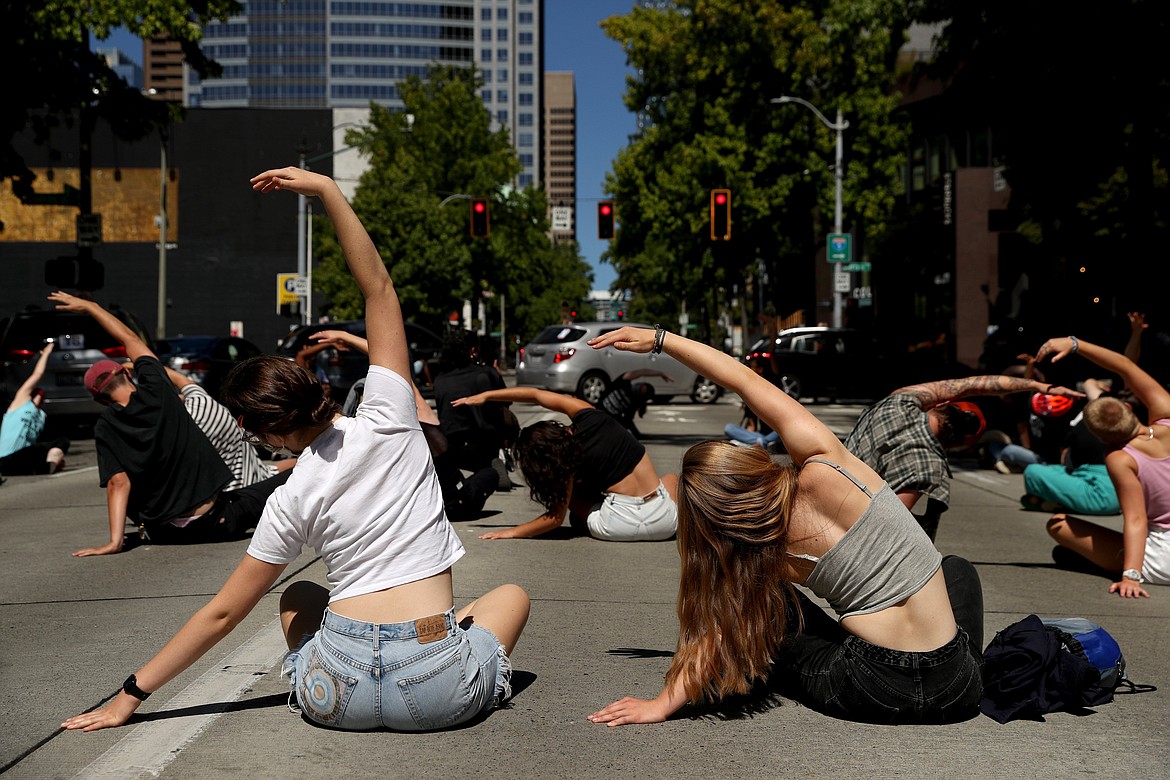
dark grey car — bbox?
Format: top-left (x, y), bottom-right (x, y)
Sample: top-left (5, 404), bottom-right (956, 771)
top-left (0, 307), bottom-right (154, 423)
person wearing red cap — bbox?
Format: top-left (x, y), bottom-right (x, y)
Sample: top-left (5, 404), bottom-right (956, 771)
top-left (845, 375), bottom-right (1084, 540)
top-left (49, 291), bottom-right (289, 556)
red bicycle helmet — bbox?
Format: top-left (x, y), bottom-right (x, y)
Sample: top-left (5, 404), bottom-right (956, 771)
top-left (1031, 393), bottom-right (1074, 417)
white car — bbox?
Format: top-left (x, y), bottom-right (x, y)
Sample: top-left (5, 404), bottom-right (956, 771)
top-left (516, 321), bottom-right (721, 405)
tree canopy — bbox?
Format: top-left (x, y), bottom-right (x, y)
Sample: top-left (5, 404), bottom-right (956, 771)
top-left (1, 1), bottom-right (240, 203)
top-left (311, 65), bottom-right (593, 345)
top-left (601, 0), bottom-right (914, 334)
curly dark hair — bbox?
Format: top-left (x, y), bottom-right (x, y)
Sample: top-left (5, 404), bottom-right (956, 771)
top-left (513, 420), bottom-right (581, 512)
top-left (220, 356), bottom-right (339, 436)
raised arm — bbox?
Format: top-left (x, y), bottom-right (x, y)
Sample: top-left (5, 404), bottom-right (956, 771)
top-left (312, 329), bottom-right (369, 355)
top-left (48, 292), bottom-right (154, 361)
top-left (452, 387), bottom-right (592, 418)
top-left (250, 168), bottom-right (410, 380)
top-left (1124, 312), bottom-right (1147, 363)
top-left (589, 327), bottom-right (839, 465)
top-left (9, 342), bottom-right (54, 409)
top-left (62, 554), bottom-right (286, 731)
top-left (891, 374), bottom-right (1081, 411)
top-left (1036, 336), bottom-right (1170, 423)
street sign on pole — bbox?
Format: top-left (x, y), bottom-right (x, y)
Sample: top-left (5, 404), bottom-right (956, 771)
top-left (841, 261), bottom-right (871, 272)
top-left (277, 273), bottom-right (300, 313)
top-left (833, 271), bottom-right (851, 293)
top-left (827, 233), bottom-right (851, 263)
top-left (77, 214), bottom-right (103, 248)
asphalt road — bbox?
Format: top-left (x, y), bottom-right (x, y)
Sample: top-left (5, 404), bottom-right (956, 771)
top-left (1, 395), bottom-right (1166, 779)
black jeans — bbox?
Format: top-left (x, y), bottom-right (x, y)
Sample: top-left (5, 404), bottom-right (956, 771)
top-left (148, 469), bottom-right (293, 544)
top-left (0, 437), bottom-right (70, 475)
top-left (774, 556), bottom-right (984, 724)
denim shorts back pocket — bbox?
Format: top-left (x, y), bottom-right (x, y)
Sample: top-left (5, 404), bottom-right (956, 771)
top-left (297, 646), bottom-right (359, 728)
top-left (395, 637), bottom-right (478, 731)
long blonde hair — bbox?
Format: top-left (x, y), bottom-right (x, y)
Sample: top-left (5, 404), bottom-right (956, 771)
top-left (667, 440), bottom-right (801, 702)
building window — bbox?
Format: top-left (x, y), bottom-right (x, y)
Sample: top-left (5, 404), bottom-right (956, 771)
top-left (518, 52), bottom-right (532, 65)
top-left (519, 132), bottom-right (533, 147)
top-left (519, 173), bottom-right (533, 186)
top-left (481, 48), bottom-right (491, 62)
top-left (481, 29), bottom-right (492, 42)
top-left (519, 12), bottom-right (533, 24)
top-left (519, 153), bottom-right (534, 166)
top-left (497, 89), bottom-right (508, 102)
top-left (481, 8), bottom-right (491, 20)
top-left (518, 92), bottom-right (533, 106)
top-left (497, 48), bottom-right (508, 61)
top-left (497, 109), bottom-right (508, 124)
top-left (518, 32), bottom-right (533, 45)
top-left (518, 112), bottom-right (533, 127)
top-left (497, 68), bottom-right (508, 81)
top-left (519, 72), bottom-right (533, 86)
top-left (482, 70), bottom-right (492, 83)
top-left (482, 90), bottom-right (492, 104)
top-left (497, 8), bottom-right (508, 20)
top-left (497, 28), bottom-right (508, 42)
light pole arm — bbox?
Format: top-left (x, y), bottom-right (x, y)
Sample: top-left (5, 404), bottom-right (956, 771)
top-left (770, 96), bottom-right (849, 132)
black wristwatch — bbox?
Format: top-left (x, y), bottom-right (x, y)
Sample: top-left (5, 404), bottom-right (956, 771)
top-left (122, 673), bottom-right (152, 701)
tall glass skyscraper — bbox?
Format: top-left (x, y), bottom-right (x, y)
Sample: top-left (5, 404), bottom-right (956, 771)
top-left (189, 1), bottom-right (543, 187)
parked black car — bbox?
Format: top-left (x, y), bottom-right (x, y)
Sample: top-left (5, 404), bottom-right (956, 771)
top-left (156, 335), bottom-right (264, 400)
top-left (275, 320), bottom-right (443, 398)
top-left (0, 306), bottom-right (154, 424)
top-left (746, 327), bottom-right (884, 402)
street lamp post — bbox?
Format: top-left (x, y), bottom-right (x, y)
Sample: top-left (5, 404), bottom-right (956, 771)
top-left (770, 96), bottom-right (850, 328)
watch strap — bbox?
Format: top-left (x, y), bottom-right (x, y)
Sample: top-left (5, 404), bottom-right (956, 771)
top-left (1122, 568), bottom-right (1144, 583)
top-left (123, 673), bottom-right (152, 701)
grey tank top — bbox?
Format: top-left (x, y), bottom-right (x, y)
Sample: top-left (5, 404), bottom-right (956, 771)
top-left (791, 458), bottom-right (942, 619)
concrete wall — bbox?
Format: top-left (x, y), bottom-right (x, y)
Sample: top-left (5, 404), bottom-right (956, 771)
top-left (954, 167), bottom-right (1011, 368)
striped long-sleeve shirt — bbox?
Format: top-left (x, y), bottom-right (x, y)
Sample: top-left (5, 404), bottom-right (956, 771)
top-left (179, 384), bottom-right (276, 491)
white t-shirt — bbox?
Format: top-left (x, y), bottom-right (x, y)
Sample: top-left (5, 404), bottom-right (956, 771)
top-left (247, 365), bottom-right (464, 602)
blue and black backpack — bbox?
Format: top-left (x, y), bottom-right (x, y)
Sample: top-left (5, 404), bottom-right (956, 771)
top-left (980, 614), bottom-right (1156, 722)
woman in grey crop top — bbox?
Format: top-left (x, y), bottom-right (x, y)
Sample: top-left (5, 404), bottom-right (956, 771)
top-left (586, 327), bottom-right (985, 726)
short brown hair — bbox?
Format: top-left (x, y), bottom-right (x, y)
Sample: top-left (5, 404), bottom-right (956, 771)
top-left (1083, 397), bottom-right (1139, 446)
top-left (220, 356), bottom-right (339, 436)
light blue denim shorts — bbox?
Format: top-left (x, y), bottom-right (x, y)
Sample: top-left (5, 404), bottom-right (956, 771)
top-left (283, 607), bottom-right (512, 731)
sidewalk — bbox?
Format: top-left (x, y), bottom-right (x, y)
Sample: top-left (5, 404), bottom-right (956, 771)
top-left (3, 398), bottom-right (1166, 779)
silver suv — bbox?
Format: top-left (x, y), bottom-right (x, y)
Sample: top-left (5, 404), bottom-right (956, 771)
top-left (516, 322), bottom-right (721, 405)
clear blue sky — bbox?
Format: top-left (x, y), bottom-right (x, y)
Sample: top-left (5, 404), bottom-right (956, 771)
top-left (96, 1), bottom-right (636, 290)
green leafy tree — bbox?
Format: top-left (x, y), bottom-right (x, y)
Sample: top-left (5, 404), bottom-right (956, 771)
top-left (912, 0), bottom-right (1170, 315)
top-left (312, 65), bottom-right (592, 347)
top-left (1, 0), bottom-right (240, 202)
top-left (602, 0), bottom-right (913, 336)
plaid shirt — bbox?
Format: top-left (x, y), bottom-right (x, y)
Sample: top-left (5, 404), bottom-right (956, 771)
top-left (845, 393), bottom-right (952, 509)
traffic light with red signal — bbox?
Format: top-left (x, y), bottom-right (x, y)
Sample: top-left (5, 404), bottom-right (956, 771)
top-left (598, 200), bottom-right (615, 240)
top-left (470, 198), bottom-right (490, 238)
top-left (710, 188), bottom-right (731, 241)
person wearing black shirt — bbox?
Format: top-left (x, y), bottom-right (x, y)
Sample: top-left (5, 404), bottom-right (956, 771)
top-left (452, 387), bottom-right (678, 541)
top-left (597, 369), bottom-right (671, 438)
top-left (49, 291), bottom-right (289, 556)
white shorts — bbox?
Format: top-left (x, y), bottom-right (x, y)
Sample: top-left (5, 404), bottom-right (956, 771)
top-left (586, 482), bottom-right (678, 541)
top-left (1143, 526), bottom-right (1170, 585)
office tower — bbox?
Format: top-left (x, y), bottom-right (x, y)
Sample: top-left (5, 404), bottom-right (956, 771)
top-left (189, 1), bottom-right (544, 188)
top-left (98, 48), bottom-right (144, 90)
top-left (543, 72), bottom-right (575, 242)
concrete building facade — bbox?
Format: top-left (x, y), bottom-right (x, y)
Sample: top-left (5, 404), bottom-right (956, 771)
top-left (542, 71), bottom-right (575, 242)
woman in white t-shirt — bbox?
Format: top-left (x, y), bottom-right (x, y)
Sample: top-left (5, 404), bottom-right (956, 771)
top-left (63, 168), bottom-right (529, 733)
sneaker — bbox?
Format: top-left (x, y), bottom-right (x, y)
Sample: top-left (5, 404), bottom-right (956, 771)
top-left (994, 460), bottom-right (1013, 474)
top-left (491, 457), bottom-right (514, 491)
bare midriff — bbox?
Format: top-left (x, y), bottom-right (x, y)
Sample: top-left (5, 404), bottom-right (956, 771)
top-left (329, 568), bottom-right (455, 623)
top-left (605, 452), bottom-right (661, 498)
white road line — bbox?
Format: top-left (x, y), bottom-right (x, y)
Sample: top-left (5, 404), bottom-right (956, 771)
top-left (75, 618), bottom-right (288, 779)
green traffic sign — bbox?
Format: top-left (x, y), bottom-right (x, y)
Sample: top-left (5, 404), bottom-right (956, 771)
top-left (842, 262), bottom-right (871, 272)
top-left (827, 232), bottom-right (852, 263)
